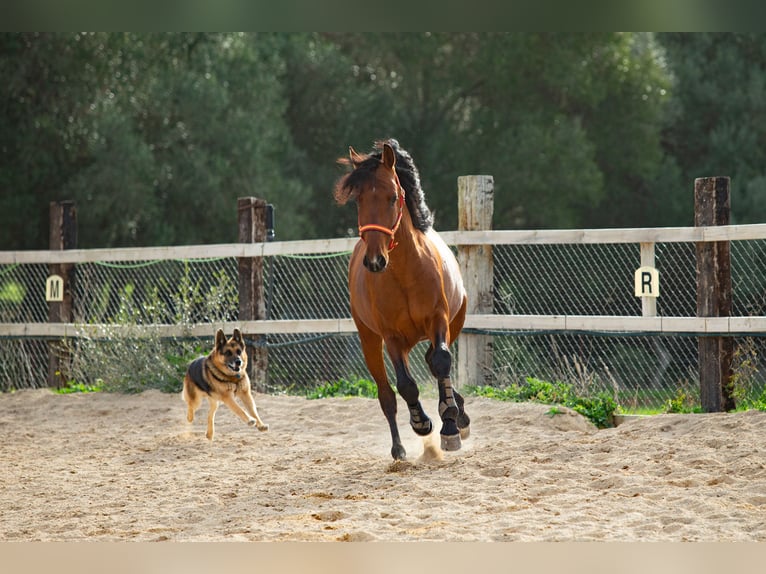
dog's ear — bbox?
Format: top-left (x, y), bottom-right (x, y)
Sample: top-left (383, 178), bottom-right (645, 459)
top-left (215, 329), bottom-right (226, 351)
top-left (232, 328), bottom-right (243, 345)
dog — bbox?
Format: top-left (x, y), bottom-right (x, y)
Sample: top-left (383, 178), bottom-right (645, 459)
top-left (182, 328), bottom-right (268, 440)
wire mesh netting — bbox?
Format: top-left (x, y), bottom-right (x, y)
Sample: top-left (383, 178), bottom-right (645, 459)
top-left (1, 238), bottom-right (765, 409)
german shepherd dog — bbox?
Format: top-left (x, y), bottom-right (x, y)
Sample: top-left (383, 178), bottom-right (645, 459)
top-left (182, 328), bottom-right (268, 440)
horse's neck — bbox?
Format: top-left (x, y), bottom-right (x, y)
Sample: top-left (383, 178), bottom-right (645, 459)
top-left (392, 210), bottom-right (424, 253)
top-left (388, 212), bottom-right (435, 279)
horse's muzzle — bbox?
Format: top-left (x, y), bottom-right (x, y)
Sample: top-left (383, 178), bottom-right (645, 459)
top-left (363, 254), bottom-right (388, 273)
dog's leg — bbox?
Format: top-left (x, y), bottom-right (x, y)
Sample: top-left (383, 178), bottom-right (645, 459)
top-left (206, 397), bottom-right (219, 440)
top-left (183, 379), bottom-right (201, 423)
top-left (236, 386), bottom-right (269, 431)
top-left (220, 393), bottom-right (267, 431)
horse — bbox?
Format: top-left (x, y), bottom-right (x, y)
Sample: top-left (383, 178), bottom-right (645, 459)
top-left (334, 138), bottom-right (471, 460)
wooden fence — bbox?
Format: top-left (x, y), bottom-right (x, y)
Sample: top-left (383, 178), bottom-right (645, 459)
top-left (2, 176), bottom-right (766, 411)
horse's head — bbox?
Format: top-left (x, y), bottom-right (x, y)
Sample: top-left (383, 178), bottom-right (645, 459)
top-left (335, 142), bottom-right (405, 273)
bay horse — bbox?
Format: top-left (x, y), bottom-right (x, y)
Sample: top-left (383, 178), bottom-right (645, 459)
top-left (334, 139), bottom-right (470, 460)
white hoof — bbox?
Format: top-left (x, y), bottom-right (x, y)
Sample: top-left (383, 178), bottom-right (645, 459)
top-left (440, 433), bottom-right (462, 451)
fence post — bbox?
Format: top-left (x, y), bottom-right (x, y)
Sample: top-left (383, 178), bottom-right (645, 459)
top-left (238, 197), bottom-right (268, 392)
top-left (48, 200), bottom-right (77, 388)
top-left (457, 175), bottom-right (494, 389)
top-left (694, 176), bottom-right (735, 412)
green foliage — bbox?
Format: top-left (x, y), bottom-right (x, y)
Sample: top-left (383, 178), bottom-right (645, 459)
top-left (0, 279), bottom-right (25, 304)
top-left (731, 338), bottom-right (765, 411)
top-left (307, 377), bottom-right (378, 399)
top-left (663, 389), bottom-right (702, 414)
top-left (570, 393), bottom-right (618, 429)
top-left (55, 379), bottom-right (104, 394)
top-left (480, 376), bottom-right (573, 403)
top-left (314, 33), bottom-right (677, 233)
top-left (6, 32), bottom-right (766, 244)
top-left (468, 376), bottom-right (618, 428)
top-left (63, 261), bottom-right (230, 394)
top-left (0, 33), bottom-right (311, 249)
top-left (1, 32), bottom-right (687, 250)
top-left (66, 332), bottom-right (202, 395)
top-left (658, 33), bottom-right (766, 226)
top-left (736, 387), bottom-right (766, 412)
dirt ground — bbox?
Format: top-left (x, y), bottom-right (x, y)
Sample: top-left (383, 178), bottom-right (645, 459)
top-left (1, 388), bottom-right (765, 542)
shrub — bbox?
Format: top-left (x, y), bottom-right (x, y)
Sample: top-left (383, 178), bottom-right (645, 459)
top-left (468, 376), bottom-right (618, 428)
top-left (307, 377), bottom-right (378, 399)
top-left (62, 263), bottom-right (235, 393)
top-left (663, 389), bottom-right (701, 414)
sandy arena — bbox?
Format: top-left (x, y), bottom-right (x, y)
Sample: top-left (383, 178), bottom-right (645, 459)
top-left (1, 388), bottom-right (765, 542)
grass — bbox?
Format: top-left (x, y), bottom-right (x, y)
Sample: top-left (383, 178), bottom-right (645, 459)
top-left (55, 379), bottom-right (104, 394)
top-left (619, 407), bottom-right (665, 415)
top-left (467, 376), bottom-right (618, 429)
top-left (307, 377), bottom-right (378, 399)
top-left (305, 374), bottom-right (620, 429)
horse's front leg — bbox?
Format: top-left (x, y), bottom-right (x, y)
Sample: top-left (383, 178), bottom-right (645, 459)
top-left (390, 349), bottom-right (433, 439)
top-left (357, 323), bottom-right (406, 460)
top-left (427, 340), bottom-right (462, 451)
top-left (426, 343), bottom-right (471, 441)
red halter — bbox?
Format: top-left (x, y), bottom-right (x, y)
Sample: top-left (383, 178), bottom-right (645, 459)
top-left (358, 172), bottom-right (405, 251)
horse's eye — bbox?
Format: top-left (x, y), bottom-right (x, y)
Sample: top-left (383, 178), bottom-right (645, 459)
top-left (391, 195), bottom-right (397, 206)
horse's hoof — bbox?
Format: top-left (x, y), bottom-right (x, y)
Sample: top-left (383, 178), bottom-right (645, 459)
top-left (391, 444), bottom-right (407, 460)
top-left (459, 425), bottom-right (471, 440)
top-left (441, 433), bottom-right (462, 451)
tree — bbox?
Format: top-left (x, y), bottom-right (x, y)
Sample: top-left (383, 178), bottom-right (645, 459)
top-left (288, 33), bottom-right (676, 233)
top-left (658, 33), bottom-right (766, 224)
top-left (0, 33), bottom-right (108, 249)
top-left (0, 33), bottom-right (311, 248)
top-left (0, 33), bottom-right (700, 249)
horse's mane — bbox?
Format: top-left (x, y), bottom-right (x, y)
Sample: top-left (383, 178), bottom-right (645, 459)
top-left (334, 138), bottom-right (434, 232)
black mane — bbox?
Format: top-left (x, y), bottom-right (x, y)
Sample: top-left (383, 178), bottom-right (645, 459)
top-left (335, 139), bottom-right (433, 232)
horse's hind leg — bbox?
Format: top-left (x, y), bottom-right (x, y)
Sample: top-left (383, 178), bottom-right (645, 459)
top-left (357, 324), bottom-right (406, 460)
top-left (454, 389), bottom-right (470, 439)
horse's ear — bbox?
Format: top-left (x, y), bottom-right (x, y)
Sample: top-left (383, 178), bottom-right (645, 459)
top-left (382, 142), bottom-right (396, 171)
top-left (349, 146), bottom-right (364, 167)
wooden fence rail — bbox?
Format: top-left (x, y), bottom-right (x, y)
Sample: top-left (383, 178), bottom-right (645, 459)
top-left (4, 315), bottom-right (766, 339)
top-left (4, 224), bottom-right (766, 265)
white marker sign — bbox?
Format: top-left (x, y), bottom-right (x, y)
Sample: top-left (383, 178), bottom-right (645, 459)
top-left (634, 266), bottom-right (659, 298)
top-left (46, 274), bottom-right (64, 302)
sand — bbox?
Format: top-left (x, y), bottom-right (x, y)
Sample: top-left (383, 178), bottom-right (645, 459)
top-left (1, 388), bottom-right (765, 542)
